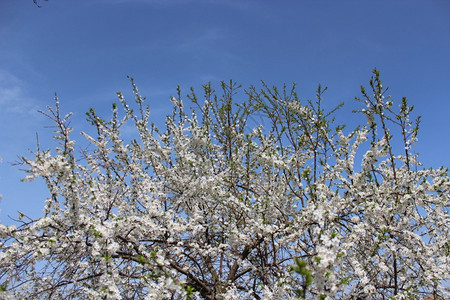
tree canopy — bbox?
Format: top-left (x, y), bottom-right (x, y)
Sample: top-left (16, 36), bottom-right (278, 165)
top-left (0, 70), bottom-right (448, 299)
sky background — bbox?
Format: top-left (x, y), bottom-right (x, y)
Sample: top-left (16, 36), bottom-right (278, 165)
top-left (0, 0), bottom-right (449, 223)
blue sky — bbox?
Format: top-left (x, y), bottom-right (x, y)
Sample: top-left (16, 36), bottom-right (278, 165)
top-left (0, 0), bottom-right (449, 223)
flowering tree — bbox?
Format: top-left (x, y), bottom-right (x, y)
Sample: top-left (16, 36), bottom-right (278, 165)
top-left (0, 70), bottom-right (448, 299)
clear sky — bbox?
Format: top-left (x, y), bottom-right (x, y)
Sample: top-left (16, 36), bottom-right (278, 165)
top-left (0, 0), bottom-right (449, 223)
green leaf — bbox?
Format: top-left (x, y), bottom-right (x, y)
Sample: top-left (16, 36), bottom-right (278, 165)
top-left (136, 255), bottom-right (148, 264)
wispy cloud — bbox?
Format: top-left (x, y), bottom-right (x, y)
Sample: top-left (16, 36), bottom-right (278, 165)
top-left (0, 69), bottom-right (39, 116)
top-left (177, 26), bottom-right (240, 70)
top-left (179, 27), bottom-right (225, 50)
